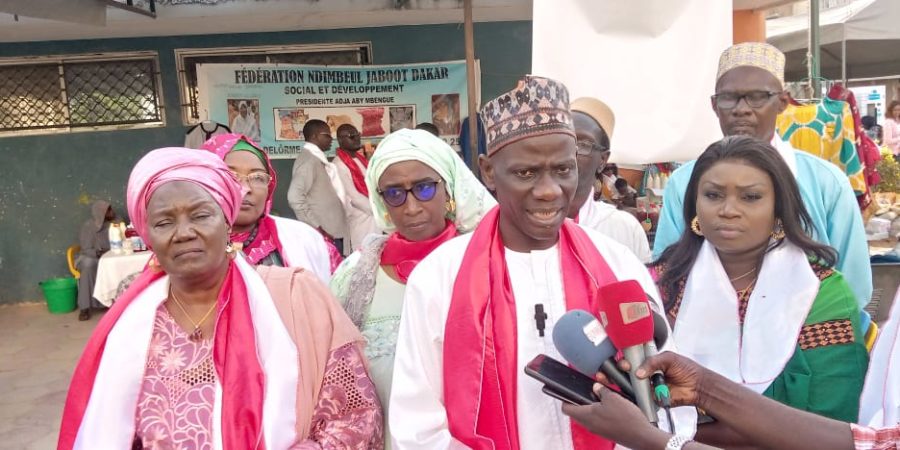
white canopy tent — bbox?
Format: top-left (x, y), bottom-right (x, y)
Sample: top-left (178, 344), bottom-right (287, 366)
top-left (767, 0), bottom-right (900, 81)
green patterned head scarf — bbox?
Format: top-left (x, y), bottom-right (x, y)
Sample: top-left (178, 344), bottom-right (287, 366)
top-left (365, 129), bottom-right (497, 234)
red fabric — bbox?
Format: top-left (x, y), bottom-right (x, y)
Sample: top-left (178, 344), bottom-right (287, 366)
top-left (443, 206), bottom-right (617, 450)
top-left (336, 148), bottom-right (370, 196)
top-left (232, 215), bottom-right (282, 265)
top-left (325, 237), bottom-right (344, 273)
top-left (357, 108), bottom-right (386, 137)
top-left (58, 261), bottom-right (268, 450)
top-left (380, 221), bottom-right (457, 283)
top-left (851, 423), bottom-right (900, 449)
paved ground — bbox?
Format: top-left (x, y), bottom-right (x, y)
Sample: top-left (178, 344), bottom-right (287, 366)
top-left (0, 303), bottom-right (101, 450)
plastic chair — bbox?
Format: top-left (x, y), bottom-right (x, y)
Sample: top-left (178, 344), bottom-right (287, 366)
top-left (66, 245), bottom-right (81, 279)
top-left (865, 321), bottom-right (879, 353)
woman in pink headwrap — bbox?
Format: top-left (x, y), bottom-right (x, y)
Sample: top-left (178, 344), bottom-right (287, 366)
top-left (58, 148), bottom-right (383, 450)
top-left (200, 133), bottom-right (342, 280)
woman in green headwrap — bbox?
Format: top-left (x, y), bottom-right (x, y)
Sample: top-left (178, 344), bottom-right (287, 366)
top-left (330, 128), bottom-right (495, 449)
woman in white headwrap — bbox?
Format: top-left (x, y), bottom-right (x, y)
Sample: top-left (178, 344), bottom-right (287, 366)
top-left (329, 128), bottom-right (496, 449)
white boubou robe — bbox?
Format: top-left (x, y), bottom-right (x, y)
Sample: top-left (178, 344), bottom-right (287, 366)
top-left (859, 288), bottom-right (900, 427)
top-left (577, 190), bottom-right (652, 263)
top-left (389, 226), bottom-right (672, 450)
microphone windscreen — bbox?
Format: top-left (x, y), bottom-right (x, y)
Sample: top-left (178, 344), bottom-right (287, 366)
top-left (651, 309), bottom-right (669, 349)
top-left (597, 280), bottom-right (654, 350)
top-left (552, 309), bottom-right (618, 377)
top-left (645, 294), bottom-right (670, 349)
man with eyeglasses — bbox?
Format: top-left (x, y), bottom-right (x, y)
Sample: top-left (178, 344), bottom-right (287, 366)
top-left (390, 76), bottom-right (663, 450)
top-left (567, 97), bottom-right (651, 263)
top-left (333, 123), bottom-right (377, 253)
top-left (653, 42), bottom-right (871, 309)
top-left (287, 118), bottom-right (349, 254)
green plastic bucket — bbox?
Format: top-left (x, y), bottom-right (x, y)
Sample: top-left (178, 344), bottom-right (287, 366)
top-left (40, 277), bottom-right (78, 314)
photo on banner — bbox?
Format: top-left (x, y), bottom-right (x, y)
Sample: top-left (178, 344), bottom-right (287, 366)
top-left (197, 61), bottom-right (476, 159)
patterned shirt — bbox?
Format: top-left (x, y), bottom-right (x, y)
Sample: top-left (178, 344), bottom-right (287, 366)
top-left (852, 423), bottom-right (900, 450)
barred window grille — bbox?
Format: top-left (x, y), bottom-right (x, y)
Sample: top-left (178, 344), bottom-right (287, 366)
top-left (177, 44), bottom-right (371, 124)
top-left (0, 54), bottom-right (163, 133)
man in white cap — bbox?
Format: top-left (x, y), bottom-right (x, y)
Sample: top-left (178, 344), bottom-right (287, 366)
top-left (566, 97), bottom-right (651, 263)
top-left (653, 42), bottom-right (871, 308)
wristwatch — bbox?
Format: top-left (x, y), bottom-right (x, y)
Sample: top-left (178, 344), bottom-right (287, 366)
top-left (665, 435), bottom-right (693, 450)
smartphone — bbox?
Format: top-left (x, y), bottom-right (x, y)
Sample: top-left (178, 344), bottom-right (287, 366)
top-left (524, 354), bottom-right (599, 406)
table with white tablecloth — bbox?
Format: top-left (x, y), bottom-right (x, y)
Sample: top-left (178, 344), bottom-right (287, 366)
top-left (92, 251), bottom-right (152, 306)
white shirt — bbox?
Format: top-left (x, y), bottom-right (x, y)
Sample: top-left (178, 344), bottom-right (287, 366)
top-left (333, 155), bottom-right (377, 253)
top-left (270, 215), bottom-right (332, 283)
top-left (578, 191), bottom-right (651, 263)
top-left (389, 227), bottom-right (662, 450)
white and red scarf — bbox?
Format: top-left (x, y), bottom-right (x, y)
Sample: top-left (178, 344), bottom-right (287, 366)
top-left (443, 206), bottom-right (618, 450)
top-left (58, 256), bottom-right (298, 449)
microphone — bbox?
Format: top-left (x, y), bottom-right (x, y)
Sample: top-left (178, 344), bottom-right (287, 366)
top-left (552, 310), bottom-right (636, 401)
top-left (597, 280), bottom-right (659, 425)
top-left (646, 308), bottom-right (675, 432)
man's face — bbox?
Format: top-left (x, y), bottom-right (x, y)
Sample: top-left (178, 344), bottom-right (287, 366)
top-left (569, 113), bottom-right (610, 218)
top-left (311, 126), bottom-right (333, 151)
top-left (337, 125), bottom-right (362, 151)
top-left (712, 66), bottom-right (788, 142)
top-left (479, 133), bottom-right (578, 252)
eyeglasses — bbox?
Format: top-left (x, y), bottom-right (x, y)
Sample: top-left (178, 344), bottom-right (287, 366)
top-left (339, 132), bottom-right (360, 139)
top-left (575, 140), bottom-right (608, 157)
top-left (231, 172), bottom-right (271, 188)
top-left (711, 91), bottom-right (781, 110)
top-left (378, 179), bottom-right (443, 207)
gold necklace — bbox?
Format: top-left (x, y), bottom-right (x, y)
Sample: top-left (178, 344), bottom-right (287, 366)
top-left (735, 277), bottom-right (758, 297)
top-left (168, 288), bottom-right (217, 342)
top-left (728, 267), bottom-right (757, 283)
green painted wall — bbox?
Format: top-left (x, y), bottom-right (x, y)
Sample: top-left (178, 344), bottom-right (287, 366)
top-left (0, 21), bottom-right (532, 304)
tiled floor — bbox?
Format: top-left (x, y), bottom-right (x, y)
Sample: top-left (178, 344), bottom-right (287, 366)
top-left (0, 303), bottom-right (101, 450)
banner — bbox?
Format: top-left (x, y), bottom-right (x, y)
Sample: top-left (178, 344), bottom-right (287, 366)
top-left (197, 61), bottom-right (474, 159)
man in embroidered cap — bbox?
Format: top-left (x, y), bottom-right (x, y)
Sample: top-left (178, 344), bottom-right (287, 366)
top-left (566, 97), bottom-right (651, 263)
top-left (654, 42), bottom-right (871, 309)
top-left (389, 76), bottom-right (666, 450)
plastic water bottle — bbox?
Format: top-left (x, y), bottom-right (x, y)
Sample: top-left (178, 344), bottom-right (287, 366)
top-left (109, 222), bottom-right (123, 254)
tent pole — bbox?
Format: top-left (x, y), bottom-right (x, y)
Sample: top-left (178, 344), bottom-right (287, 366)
top-left (464, 0), bottom-right (480, 177)
top-left (809, 0), bottom-right (821, 95)
top-left (841, 37), bottom-right (847, 85)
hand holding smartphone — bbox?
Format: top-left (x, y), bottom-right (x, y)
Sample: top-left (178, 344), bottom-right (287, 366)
top-left (524, 354), bottom-right (600, 406)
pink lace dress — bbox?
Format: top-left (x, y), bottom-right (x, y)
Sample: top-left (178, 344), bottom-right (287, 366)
top-left (133, 306), bottom-right (383, 449)
top-left (135, 307), bottom-right (216, 450)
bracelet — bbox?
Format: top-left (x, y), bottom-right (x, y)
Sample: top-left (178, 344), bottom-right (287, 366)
top-left (665, 435), bottom-right (693, 450)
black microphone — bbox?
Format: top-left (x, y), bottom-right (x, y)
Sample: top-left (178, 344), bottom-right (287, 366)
top-left (552, 309), bottom-right (636, 402)
top-left (534, 304), bottom-right (548, 337)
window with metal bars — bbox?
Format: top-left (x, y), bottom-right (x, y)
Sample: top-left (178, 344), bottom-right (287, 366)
top-left (0, 53), bottom-right (164, 134)
top-left (176, 43), bottom-right (372, 125)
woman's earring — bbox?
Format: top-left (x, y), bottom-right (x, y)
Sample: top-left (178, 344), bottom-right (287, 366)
top-left (148, 254), bottom-right (162, 272)
top-left (771, 218), bottom-right (786, 240)
top-left (225, 242), bottom-right (236, 255)
top-left (383, 212), bottom-right (392, 225)
top-left (690, 216), bottom-right (704, 236)
top-left (445, 199), bottom-right (456, 215)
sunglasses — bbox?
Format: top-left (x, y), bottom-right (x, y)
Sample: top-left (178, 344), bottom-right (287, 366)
top-left (378, 179), bottom-right (443, 207)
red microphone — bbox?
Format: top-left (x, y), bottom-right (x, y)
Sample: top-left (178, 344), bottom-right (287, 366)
top-left (597, 280), bottom-right (659, 424)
